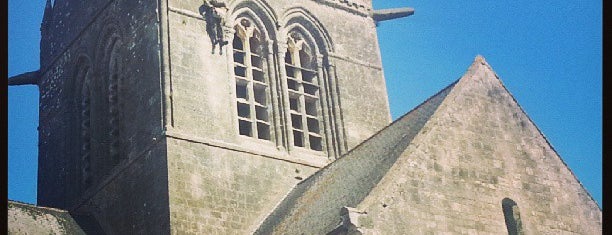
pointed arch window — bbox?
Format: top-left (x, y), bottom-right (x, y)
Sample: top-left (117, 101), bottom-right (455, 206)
top-left (107, 41), bottom-right (122, 165)
top-left (233, 18), bottom-right (271, 140)
top-left (77, 65), bottom-right (93, 188)
top-left (94, 27), bottom-right (125, 178)
top-left (284, 32), bottom-right (323, 151)
top-left (502, 198), bottom-right (524, 235)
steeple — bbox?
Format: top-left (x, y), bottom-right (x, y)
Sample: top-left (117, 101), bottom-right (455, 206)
top-left (41, 0), bottom-right (53, 31)
top-left (40, 0), bottom-right (53, 69)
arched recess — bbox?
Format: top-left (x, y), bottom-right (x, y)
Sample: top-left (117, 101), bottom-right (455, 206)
top-left (94, 21), bottom-right (126, 177)
top-left (502, 198), bottom-right (525, 235)
top-left (226, 2), bottom-right (283, 144)
top-left (278, 9), bottom-right (345, 158)
top-left (227, 0), bottom-right (279, 39)
top-left (279, 7), bottom-right (335, 55)
top-left (72, 54), bottom-right (94, 192)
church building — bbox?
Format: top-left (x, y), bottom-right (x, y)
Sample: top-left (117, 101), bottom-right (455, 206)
top-left (8, 0), bottom-right (601, 234)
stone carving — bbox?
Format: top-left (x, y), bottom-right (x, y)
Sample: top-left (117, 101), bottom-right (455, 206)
top-left (200, 0), bottom-right (229, 54)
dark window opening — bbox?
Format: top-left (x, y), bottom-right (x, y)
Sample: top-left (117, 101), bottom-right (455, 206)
top-left (237, 103), bottom-right (250, 118)
top-left (253, 87), bottom-right (267, 105)
top-left (257, 122), bottom-right (270, 140)
top-left (299, 50), bottom-right (312, 69)
top-left (305, 101), bottom-right (317, 116)
top-left (255, 106), bottom-right (269, 122)
top-left (502, 198), bottom-right (524, 235)
top-left (291, 114), bottom-right (303, 129)
top-left (251, 55), bottom-right (263, 68)
top-left (253, 69), bottom-right (264, 82)
top-left (287, 79), bottom-right (298, 91)
top-left (233, 36), bottom-right (243, 51)
top-left (309, 136), bottom-right (322, 151)
top-left (236, 84), bottom-right (248, 100)
top-left (285, 51), bottom-right (293, 64)
top-left (250, 36), bottom-right (261, 54)
top-left (302, 71), bottom-right (315, 83)
top-left (234, 51), bottom-right (245, 65)
top-left (239, 120), bottom-right (252, 136)
top-left (289, 97), bottom-right (299, 111)
top-left (304, 83), bottom-right (318, 95)
top-left (234, 65), bottom-right (246, 78)
top-left (293, 130), bottom-right (304, 147)
top-left (286, 65), bottom-right (295, 78)
top-left (307, 117), bottom-right (319, 133)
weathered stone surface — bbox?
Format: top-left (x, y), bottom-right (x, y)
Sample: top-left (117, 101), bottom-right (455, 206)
top-left (254, 77), bottom-right (454, 235)
top-left (354, 57), bottom-right (601, 234)
top-left (8, 200), bottom-right (86, 235)
top-left (23, 0), bottom-right (600, 234)
top-left (252, 56), bottom-right (601, 234)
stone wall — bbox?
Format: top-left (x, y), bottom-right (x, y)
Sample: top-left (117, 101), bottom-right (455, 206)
top-left (253, 81), bottom-right (454, 234)
top-left (37, 0), bottom-right (170, 233)
top-left (163, 1), bottom-right (393, 233)
top-left (166, 137), bottom-right (318, 234)
top-left (8, 201), bottom-right (86, 235)
top-left (77, 140), bottom-right (171, 234)
top-left (165, 0), bottom-right (391, 158)
top-left (355, 59), bottom-right (602, 234)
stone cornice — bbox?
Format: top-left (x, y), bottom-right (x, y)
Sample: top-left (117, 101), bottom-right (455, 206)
top-left (313, 0), bottom-right (371, 17)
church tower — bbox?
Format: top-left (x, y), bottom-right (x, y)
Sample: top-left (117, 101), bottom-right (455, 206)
top-left (28, 0), bottom-right (413, 233)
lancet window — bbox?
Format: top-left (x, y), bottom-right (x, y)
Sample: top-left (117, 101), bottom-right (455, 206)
top-left (77, 65), bottom-right (92, 188)
top-left (502, 198), bottom-right (524, 235)
top-left (107, 41), bottom-right (121, 165)
top-left (233, 18), bottom-right (271, 140)
top-left (284, 32), bottom-right (323, 151)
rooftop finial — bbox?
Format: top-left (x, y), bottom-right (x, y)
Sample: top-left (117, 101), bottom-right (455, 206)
top-left (475, 55), bottom-right (486, 64)
top-left (42, 0), bottom-right (53, 29)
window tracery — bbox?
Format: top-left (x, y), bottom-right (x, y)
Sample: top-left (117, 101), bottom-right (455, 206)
top-left (233, 18), bottom-right (271, 140)
top-left (284, 32), bottom-right (323, 151)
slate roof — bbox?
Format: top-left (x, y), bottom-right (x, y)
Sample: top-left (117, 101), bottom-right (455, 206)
top-left (253, 55), bottom-right (601, 234)
top-left (8, 200), bottom-right (86, 234)
top-left (8, 200), bottom-right (104, 235)
top-left (253, 61), bottom-right (459, 235)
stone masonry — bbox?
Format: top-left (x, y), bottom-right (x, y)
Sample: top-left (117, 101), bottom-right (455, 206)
top-left (9, 0), bottom-right (600, 234)
top-left (30, 0), bottom-right (394, 234)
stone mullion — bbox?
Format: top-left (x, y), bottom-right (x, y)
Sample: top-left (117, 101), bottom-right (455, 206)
top-left (326, 57), bottom-right (347, 154)
top-left (315, 54), bottom-right (332, 155)
top-left (266, 40), bottom-right (282, 147)
top-left (225, 27), bottom-right (239, 137)
top-left (242, 35), bottom-right (258, 138)
top-left (277, 42), bottom-right (293, 151)
top-left (290, 47), bottom-right (309, 148)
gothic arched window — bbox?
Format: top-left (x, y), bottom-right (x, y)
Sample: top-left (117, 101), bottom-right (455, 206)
top-left (233, 18), bottom-right (271, 140)
top-left (76, 63), bottom-right (93, 189)
top-left (502, 198), bottom-right (524, 235)
top-left (93, 24), bottom-right (125, 178)
top-left (106, 39), bottom-right (122, 165)
top-left (284, 31), bottom-right (323, 151)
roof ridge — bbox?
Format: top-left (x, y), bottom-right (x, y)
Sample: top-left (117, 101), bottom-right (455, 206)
top-left (472, 57), bottom-right (602, 211)
top-left (8, 200), bottom-right (69, 213)
top-left (253, 78), bottom-right (458, 234)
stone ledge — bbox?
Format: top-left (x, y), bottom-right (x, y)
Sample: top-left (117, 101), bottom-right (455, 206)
top-left (166, 129), bottom-right (328, 168)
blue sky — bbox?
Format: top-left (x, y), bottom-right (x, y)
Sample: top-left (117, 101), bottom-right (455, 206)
top-left (9, 1), bottom-right (601, 207)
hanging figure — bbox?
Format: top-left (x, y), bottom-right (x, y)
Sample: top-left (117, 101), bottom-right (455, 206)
top-left (201, 0), bottom-right (229, 55)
